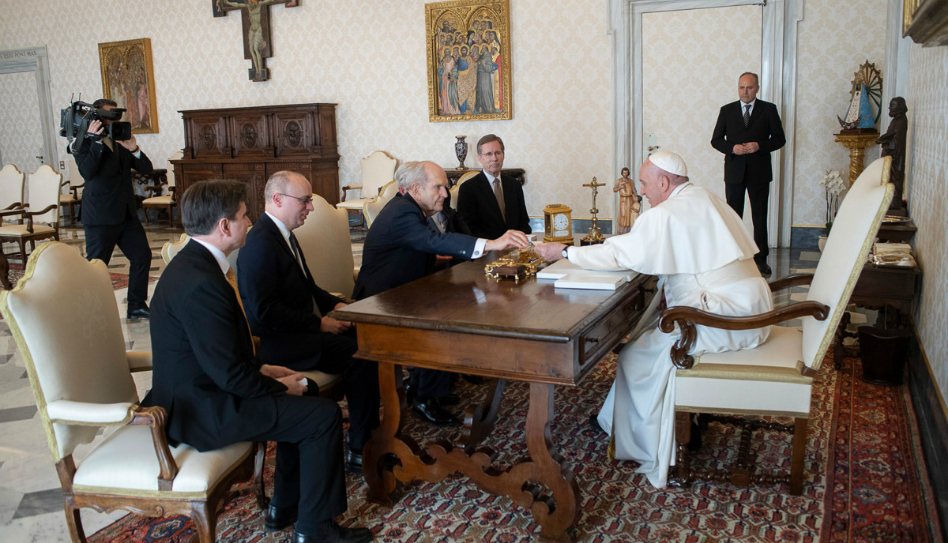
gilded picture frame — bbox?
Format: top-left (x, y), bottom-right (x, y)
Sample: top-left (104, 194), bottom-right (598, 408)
top-left (903, 0), bottom-right (948, 46)
top-left (98, 38), bottom-right (159, 134)
top-left (425, 0), bottom-right (512, 123)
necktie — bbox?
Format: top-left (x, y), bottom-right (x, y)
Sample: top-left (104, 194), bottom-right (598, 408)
top-left (225, 268), bottom-right (257, 357)
top-left (743, 104), bottom-right (751, 127)
top-left (288, 232), bottom-right (321, 317)
top-left (492, 178), bottom-right (506, 222)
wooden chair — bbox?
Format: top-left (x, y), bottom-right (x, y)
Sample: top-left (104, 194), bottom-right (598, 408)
top-left (0, 165), bottom-right (61, 263)
top-left (0, 164), bottom-right (26, 225)
top-left (338, 150), bottom-right (397, 227)
top-left (60, 159), bottom-right (83, 226)
top-left (161, 233), bottom-right (343, 397)
top-left (363, 180), bottom-right (397, 229)
top-left (0, 241), bottom-right (266, 543)
top-left (660, 156), bottom-right (893, 495)
top-left (142, 151), bottom-right (183, 226)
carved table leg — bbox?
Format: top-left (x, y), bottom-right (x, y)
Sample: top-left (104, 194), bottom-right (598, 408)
top-left (363, 363), bottom-right (419, 505)
top-left (463, 378), bottom-right (507, 453)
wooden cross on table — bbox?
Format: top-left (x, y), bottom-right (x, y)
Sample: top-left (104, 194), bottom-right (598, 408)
top-left (213, 0), bottom-right (299, 82)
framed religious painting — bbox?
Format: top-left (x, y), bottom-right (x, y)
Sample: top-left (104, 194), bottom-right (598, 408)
top-left (97, 38), bottom-right (159, 134)
top-left (425, 0), bottom-right (512, 122)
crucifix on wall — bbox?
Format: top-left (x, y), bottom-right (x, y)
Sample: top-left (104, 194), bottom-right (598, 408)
top-left (213, 0), bottom-right (299, 82)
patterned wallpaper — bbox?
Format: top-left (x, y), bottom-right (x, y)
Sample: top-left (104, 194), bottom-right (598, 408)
top-left (906, 44), bottom-right (948, 405)
top-left (792, 0), bottom-right (888, 225)
top-left (0, 0), bottom-right (612, 220)
top-left (641, 5), bottom-right (760, 234)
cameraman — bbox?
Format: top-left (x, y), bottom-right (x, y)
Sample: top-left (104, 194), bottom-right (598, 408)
top-left (72, 98), bottom-right (153, 320)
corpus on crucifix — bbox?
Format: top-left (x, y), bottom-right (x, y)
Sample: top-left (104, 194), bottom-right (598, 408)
top-left (213, 0), bottom-right (299, 82)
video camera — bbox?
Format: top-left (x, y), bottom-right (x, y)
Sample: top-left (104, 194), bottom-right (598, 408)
top-left (60, 98), bottom-right (132, 151)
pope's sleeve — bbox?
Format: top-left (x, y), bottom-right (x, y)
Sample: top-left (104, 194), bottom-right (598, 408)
top-left (568, 208), bottom-right (669, 274)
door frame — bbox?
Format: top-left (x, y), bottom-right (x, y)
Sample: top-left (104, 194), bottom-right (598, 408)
top-left (609, 0), bottom-right (804, 248)
top-left (0, 46), bottom-right (59, 170)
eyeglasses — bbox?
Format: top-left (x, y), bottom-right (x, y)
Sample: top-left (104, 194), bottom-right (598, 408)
top-left (478, 151), bottom-right (504, 158)
top-left (279, 193), bottom-right (314, 205)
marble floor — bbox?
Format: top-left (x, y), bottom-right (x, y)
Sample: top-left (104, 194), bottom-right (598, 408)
top-left (0, 222), bottom-right (859, 542)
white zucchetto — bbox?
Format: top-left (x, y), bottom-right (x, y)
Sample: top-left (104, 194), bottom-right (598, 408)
top-left (648, 151), bottom-right (688, 177)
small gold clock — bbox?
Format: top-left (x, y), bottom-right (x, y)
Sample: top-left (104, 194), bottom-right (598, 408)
top-left (543, 204), bottom-right (574, 245)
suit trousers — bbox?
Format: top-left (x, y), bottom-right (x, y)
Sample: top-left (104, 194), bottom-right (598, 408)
top-left (247, 394), bottom-right (347, 534)
top-left (409, 368), bottom-right (452, 401)
top-left (281, 330), bottom-right (380, 452)
top-left (725, 182), bottom-right (770, 263)
top-left (84, 211), bottom-right (152, 304)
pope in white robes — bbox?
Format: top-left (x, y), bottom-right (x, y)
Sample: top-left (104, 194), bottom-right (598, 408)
top-left (535, 151), bottom-right (773, 488)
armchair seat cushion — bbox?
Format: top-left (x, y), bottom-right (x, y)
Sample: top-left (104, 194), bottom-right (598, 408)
top-left (143, 195), bottom-right (173, 205)
top-left (61, 194), bottom-right (80, 203)
top-left (73, 425), bottom-right (252, 497)
top-left (676, 326), bottom-right (812, 418)
top-left (0, 224), bottom-right (56, 238)
top-left (299, 369), bottom-right (343, 391)
top-left (337, 198), bottom-right (371, 210)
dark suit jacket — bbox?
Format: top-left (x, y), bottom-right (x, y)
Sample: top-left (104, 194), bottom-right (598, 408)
top-left (353, 193), bottom-right (478, 300)
top-left (456, 171), bottom-right (531, 239)
top-left (143, 240), bottom-right (286, 452)
top-left (72, 138), bottom-right (152, 225)
top-left (237, 213), bottom-right (346, 368)
top-left (710, 99), bottom-right (786, 187)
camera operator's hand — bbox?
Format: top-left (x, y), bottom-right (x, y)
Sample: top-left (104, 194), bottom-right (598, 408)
top-left (117, 134), bottom-right (139, 152)
top-left (87, 119), bottom-right (104, 137)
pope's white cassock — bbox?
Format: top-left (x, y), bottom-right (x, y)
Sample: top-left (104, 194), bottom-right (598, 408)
top-left (565, 181), bottom-right (773, 488)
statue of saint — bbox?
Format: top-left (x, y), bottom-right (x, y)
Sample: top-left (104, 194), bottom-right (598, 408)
top-left (614, 167), bottom-right (641, 234)
top-left (876, 97), bottom-right (908, 211)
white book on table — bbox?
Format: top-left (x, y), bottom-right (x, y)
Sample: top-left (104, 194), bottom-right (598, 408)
top-left (537, 259), bottom-right (636, 291)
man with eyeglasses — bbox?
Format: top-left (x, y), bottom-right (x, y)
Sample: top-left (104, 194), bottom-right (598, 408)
top-left (457, 134), bottom-right (532, 240)
top-left (237, 171), bottom-right (379, 478)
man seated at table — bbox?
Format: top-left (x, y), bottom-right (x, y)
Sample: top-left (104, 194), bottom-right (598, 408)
top-left (144, 179), bottom-right (372, 543)
top-left (237, 171), bottom-right (380, 476)
top-left (353, 161), bottom-right (529, 425)
top-left (457, 134), bottom-right (532, 239)
top-left (534, 151), bottom-right (773, 489)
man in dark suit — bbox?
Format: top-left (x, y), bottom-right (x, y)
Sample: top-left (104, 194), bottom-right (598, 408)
top-left (457, 134), bottom-right (532, 239)
top-left (353, 161), bottom-right (529, 425)
top-left (237, 171), bottom-right (379, 475)
top-left (72, 99), bottom-right (153, 319)
top-left (144, 179), bottom-right (371, 543)
top-left (711, 72), bottom-right (786, 276)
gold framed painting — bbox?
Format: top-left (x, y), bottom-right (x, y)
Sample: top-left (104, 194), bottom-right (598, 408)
top-left (425, 0), bottom-right (512, 123)
top-left (98, 38), bottom-right (159, 134)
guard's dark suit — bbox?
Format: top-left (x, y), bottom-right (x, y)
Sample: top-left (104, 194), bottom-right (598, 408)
top-left (353, 193), bottom-right (478, 399)
top-left (711, 99), bottom-right (786, 264)
top-left (143, 240), bottom-right (346, 533)
top-left (237, 212), bottom-right (379, 451)
top-left (72, 137), bottom-right (153, 305)
top-left (456, 171), bottom-right (531, 240)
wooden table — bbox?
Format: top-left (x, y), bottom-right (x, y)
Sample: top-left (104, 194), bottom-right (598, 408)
top-left (332, 258), bottom-right (655, 542)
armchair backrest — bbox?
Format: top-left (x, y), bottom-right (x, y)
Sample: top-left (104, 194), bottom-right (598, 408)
top-left (0, 242), bottom-right (138, 461)
top-left (64, 158), bottom-right (84, 188)
top-left (449, 170), bottom-right (478, 210)
top-left (295, 194), bottom-right (355, 298)
top-left (364, 180), bottom-right (398, 228)
top-left (360, 150), bottom-right (397, 198)
top-left (0, 164), bottom-right (25, 208)
top-left (802, 157), bottom-right (894, 371)
top-left (27, 165), bottom-right (62, 225)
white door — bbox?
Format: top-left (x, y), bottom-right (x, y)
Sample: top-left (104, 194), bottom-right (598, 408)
top-left (0, 70), bottom-right (45, 175)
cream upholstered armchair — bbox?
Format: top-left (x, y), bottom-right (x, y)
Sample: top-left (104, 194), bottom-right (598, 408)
top-left (363, 180), bottom-right (398, 228)
top-left (142, 151), bottom-right (183, 226)
top-left (0, 163), bottom-right (26, 224)
top-left (448, 169), bottom-right (478, 211)
top-left (161, 233), bottom-right (343, 398)
top-left (60, 159), bottom-right (84, 226)
top-left (338, 150), bottom-right (397, 227)
top-left (0, 242), bottom-right (266, 543)
top-left (659, 156), bottom-right (893, 495)
top-left (0, 164), bottom-right (61, 263)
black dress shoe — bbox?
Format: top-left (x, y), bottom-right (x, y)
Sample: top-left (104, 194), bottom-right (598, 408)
top-left (126, 302), bottom-right (150, 320)
top-left (438, 393), bottom-right (460, 406)
top-left (345, 448), bottom-right (363, 475)
top-left (412, 398), bottom-right (458, 426)
top-left (264, 504), bottom-right (298, 531)
top-left (462, 374), bottom-right (486, 385)
top-left (756, 261), bottom-right (772, 276)
top-left (588, 414), bottom-right (606, 434)
top-left (293, 521), bottom-right (373, 543)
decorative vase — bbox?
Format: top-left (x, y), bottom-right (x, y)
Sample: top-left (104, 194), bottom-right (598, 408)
top-left (454, 136), bottom-right (469, 170)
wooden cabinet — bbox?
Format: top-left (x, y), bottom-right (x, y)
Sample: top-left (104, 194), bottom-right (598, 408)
top-left (170, 103), bottom-right (339, 221)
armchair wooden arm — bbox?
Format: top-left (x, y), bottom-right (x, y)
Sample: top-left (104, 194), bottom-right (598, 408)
top-left (658, 301), bottom-right (830, 370)
top-left (0, 206), bottom-right (26, 218)
top-left (22, 204), bottom-right (57, 234)
top-left (144, 184), bottom-right (164, 197)
top-left (129, 405), bottom-right (179, 490)
top-left (768, 273), bottom-right (814, 292)
top-left (1, 202), bottom-right (23, 211)
top-left (340, 183), bottom-right (363, 202)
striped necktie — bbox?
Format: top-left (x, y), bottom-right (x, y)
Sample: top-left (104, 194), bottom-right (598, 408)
top-left (743, 104), bottom-right (751, 127)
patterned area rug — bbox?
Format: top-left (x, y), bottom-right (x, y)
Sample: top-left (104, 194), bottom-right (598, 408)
top-left (86, 351), bottom-right (941, 543)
